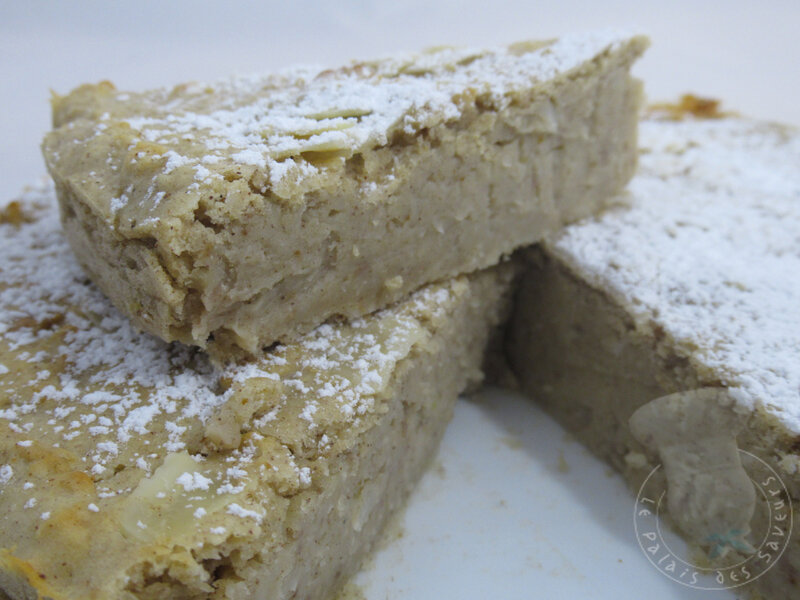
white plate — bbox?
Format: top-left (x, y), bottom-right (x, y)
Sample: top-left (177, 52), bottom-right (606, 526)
top-left (355, 387), bottom-right (738, 599)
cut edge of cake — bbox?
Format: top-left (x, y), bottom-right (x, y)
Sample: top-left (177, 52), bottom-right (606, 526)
top-left (506, 104), bottom-right (800, 597)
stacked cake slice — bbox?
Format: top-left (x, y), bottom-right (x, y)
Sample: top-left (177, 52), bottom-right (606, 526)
top-left (43, 32), bottom-right (646, 360)
top-left (1, 32), bottom-right (647, 600)
top-left (507, 104), bottom-right (800, 597)
top-left (0, 185), bottom-right (514, 599)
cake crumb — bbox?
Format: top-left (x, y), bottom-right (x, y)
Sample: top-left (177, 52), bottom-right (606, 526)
top-left (0, 201), bottom-right (33, 226)
top-left (649, 94), bottom-right (733, 120)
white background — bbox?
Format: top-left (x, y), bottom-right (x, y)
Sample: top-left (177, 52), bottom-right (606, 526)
top-left (2, 1), bottom-right (797, 598)
top-left (2, 0), bottom-right (799, 202)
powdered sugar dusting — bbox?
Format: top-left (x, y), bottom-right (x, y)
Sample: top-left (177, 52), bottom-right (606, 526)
top-left (0, 181), bottom-right (459, 504)
top-left (550, 115), bottom-right (800, 431)
top-left (226, 502), bottom-right (264, 523)
top-left (0, 465), bottom-right (12, 485)
top-left (47, 31), bottom-right (639, 218)
top-left (176, 471), bottom-right (213, 492)
top-left (125, 31), bottom-right (626, 163)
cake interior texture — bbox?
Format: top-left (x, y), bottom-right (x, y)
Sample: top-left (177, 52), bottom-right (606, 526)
top-left (43, 32), bottom-right (647, 360)
top-left (507, 110), bottom-right (800, 597)
top-left (0, 183), bottom-right (515, 600)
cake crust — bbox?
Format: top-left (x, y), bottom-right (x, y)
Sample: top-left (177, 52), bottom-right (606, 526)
top-left (43, 32), bottom-right (647, 359)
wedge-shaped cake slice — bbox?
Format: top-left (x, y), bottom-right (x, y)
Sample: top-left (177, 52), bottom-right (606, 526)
top-left (507, 103), bottom-right (800, 598)
top-left (43, 32), bottom-right (646, 360)
top-left (0, 183), bottom-right (514, 600)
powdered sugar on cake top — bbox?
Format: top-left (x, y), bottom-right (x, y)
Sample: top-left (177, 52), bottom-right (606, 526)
top-left (551, 115), bottom-right (800, 432)
top-left (0, 181), bottom-right (457, 510)
top-left (121, 30), bottom-right (630, 163)
top-left (47, 31), bottom-right (640, 217)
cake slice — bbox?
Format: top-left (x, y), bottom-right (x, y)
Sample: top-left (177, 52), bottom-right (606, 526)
top-left (0, 182), bottom-right (514, 600)
top-left (42, 32), bottom-right (647, 360)
top-left (506, 102), bottom-right (800, 597)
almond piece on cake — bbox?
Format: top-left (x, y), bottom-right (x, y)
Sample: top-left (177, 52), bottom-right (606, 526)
top-left (0, 182), bottom-right (514, 600)
top-left (507, 102), bottom-right (800, 598)
top-left (43, 32), bottom-right (647, 360)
